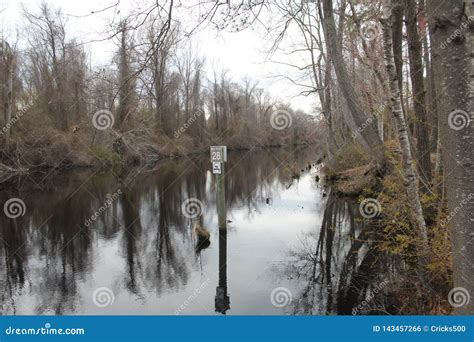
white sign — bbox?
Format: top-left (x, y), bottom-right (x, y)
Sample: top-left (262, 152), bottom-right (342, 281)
top-left (210, 146), bottom-right (227, 163)
top-left (212, 162), bottom-right (222, 175)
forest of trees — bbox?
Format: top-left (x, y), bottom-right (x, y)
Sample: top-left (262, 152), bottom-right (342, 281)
top-left (0, 0), bottom-right (472, 314)
top-left (220, 0), bottom-right (471, 314)
top-left (0, 2), bottom-right (318, 173)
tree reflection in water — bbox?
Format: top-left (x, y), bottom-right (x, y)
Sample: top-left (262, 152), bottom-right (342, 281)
top-left (283, 191), bottom-right (398, 315)
top-left (1, 146), bottom-right (355, 315)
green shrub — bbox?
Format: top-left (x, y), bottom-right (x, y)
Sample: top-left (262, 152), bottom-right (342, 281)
top-left (90, 147), bottom-right (121, 167)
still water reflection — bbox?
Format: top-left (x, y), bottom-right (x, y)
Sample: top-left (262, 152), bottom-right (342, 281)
top-left (0, 147), bottom-right (388, 315)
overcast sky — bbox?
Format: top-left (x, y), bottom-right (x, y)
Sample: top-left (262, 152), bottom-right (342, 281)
top-left (0, 0), bottom-right (317, 113)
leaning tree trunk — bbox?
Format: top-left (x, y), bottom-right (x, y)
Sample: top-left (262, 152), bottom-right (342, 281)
top-left (427, 0), bottom-right (473, 315)
top-left (320, 0), bottom-right (386, 169)
top-left (381, 0), bottom-right (429, 249)
top-left (404, 0), bottom-right (432, 189)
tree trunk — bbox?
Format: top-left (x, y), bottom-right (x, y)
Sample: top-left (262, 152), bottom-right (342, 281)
top-left (404, 0), bottom-right (432, 188)
top-left (420, 0), bottom-right (440, 152)
top-left (1, 40), bottom-right (13, 141)
top-left (391, 0), bottom-right (407, 120)
top-left (381, 0), bottom-right (429, 248)
top-left (320, 0), bottom-right (385, 168)
top-left (427, 0), bottom-right (473, 315)
top-left (117, 22), bottom-right (135, 132)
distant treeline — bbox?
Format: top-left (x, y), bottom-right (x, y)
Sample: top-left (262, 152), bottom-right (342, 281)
top-left (0, 3), bottom-right (318, 170)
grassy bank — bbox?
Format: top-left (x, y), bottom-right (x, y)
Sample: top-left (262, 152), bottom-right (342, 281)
top-left (323, 140), bottom-right (453, 314)
top-left (0, 123), bottom-right (316, 186)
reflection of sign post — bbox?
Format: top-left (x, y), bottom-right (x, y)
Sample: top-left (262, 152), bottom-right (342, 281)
top-left (211, 146), bottom-right (227, 229)
top-left (211, 146), bottom-right (230, 314)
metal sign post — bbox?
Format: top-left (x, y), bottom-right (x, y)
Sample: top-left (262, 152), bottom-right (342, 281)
top-left (211, 146), bottom-right (227, 229)
top-left (210, 146), bottom-right (230, 314)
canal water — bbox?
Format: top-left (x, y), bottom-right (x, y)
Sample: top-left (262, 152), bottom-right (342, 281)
top-left (0, 147), bottom-right (387, 315)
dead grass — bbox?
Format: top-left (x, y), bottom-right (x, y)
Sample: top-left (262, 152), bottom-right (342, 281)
top-left (329, 163), bottom-right (380, 196)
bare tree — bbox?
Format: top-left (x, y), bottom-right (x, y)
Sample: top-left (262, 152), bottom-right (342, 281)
top-left (147, 22), bottom-right (178, 136)
top-left (175, 43), bottom-right (204, 124)
top-left (321, 0), bottom-right (386, 168)
top-left (0, 39), bottom-right (14, 141)
top-left (116, 20), bottom-right (136, 132)
top-left (22, 2), bottom-right (90, 134)
top-left (380, 0), bottom-right (428, 248)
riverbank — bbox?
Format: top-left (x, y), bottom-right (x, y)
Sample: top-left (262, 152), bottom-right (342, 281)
top-left (321, 140), bottom-right (453, 314)
top-left (0, 124), bottom-right (316, 186)
top-left (325, 163), bottom-right (382, 196)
